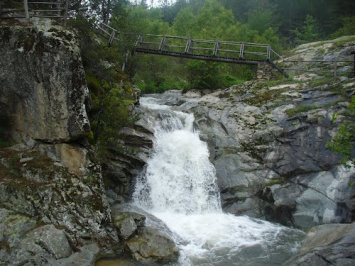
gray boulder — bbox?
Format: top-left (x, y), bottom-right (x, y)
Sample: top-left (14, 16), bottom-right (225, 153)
top-left (126, 227), bottom-right (179, 264)
top-left (0, 25), bottom-right (90, 144)
top-left (287, 223), bottom-right (355, 266)
top-left (111, 204), bottom-right (179, 264)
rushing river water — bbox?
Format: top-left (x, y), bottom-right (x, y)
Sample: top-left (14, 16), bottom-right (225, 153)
top-left (132, 93), bottom-right (305, 266)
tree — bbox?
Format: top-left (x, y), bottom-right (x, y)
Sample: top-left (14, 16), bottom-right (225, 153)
top-left (88, 0), bottom-right (129, 23)
top-left (331, 16), bottom-right (355, 38)
top-left (291, 15), bottom-right (321, 44)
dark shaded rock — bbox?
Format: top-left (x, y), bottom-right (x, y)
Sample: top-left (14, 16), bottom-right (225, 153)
top-left (102, 125), bottom-right (153, 202)
top-left (263, 205), bottom-right (296, 227)
top-left (126, 227), bottom-right (179, 264)
top-left (287, 223), bottom-right (355, 266)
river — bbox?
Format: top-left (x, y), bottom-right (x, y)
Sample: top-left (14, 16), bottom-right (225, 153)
top-left (131, 92), bottom-right (305, 266)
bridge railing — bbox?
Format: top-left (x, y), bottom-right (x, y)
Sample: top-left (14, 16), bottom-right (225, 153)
top-left (0, 0), bottom-right (68, 22)
top-left (135, 34), bottom-right (277, 61)
top-left (98, 22), bottom-right (282, 62)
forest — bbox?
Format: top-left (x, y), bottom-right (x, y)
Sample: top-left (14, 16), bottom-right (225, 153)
top-left (78, 0), bottom-right (355, 92)
top-left (67, 0), bottom-right (354, 160)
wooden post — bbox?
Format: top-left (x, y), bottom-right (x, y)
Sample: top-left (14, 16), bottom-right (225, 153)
top-left (159, 35), bottom-right (166, 51)
top-left (63, 0), bottom-right (69, 26)
top-left (24, 0), bottom-right (29, 19)
top-left (185, 38), bottom-right (192, 54)
top-left (333, 57), bottom-right (338, 77)
top-left (351, 51), bottom-right (355, 77)
top-left (239, 43), bottom-right (245, 59)
top-left (213, 41), bottom-right (219, 56)
top-left (267, 45), bottom-right (271, 61)
top-left (135, 35), bottom-right (142, 48)
top-left (109, 29), bottom-right (115, 46)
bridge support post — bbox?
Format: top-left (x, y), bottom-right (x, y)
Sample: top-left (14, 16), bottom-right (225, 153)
top-left (256, 62), bottom-right (276, 81)
top-left (24, 0), bottom-right (29, 19)
top-left (351, 51), bottom-right (355, 77)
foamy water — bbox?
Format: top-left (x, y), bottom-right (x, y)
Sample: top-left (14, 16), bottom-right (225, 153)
top-left (133, 94), bottom-right (305, 265)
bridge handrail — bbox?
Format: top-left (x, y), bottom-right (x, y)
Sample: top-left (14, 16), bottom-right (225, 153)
top-left (1, 0), bottom-right (68, 22)
top-left (98, 22), bottom-right (285, 63)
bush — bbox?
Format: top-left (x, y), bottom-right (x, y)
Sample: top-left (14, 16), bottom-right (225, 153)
top-left (327, 96), bottom-right (355, 166)
top-left (68, 16), bottom-right (136, 160)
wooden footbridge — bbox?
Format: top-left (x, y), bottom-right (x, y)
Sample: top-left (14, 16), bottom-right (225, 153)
top-left (98, 23), bottom-right (286, 77)
top-left (0, 0), bottom-right (70, 20)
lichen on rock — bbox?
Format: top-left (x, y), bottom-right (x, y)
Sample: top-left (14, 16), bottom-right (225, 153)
top-left (0, 24), bottom-right (90, 143)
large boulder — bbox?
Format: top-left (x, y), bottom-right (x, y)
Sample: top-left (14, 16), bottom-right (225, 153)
top-left (0, 143), bottom-right (118, 265)
top-left (0, 24), bottom-right (90, 144)
top-left (126, 227), bottom-right (179, 264)
top-left (272, 165), bottom-right (354, 228)
top-left (111, 204), bottom-right (179, 264)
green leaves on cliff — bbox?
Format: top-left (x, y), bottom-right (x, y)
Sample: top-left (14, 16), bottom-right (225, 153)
top-left (327, 96), bottom-right (355, 166)
top-left (69, 16), bottom-right (135, 159)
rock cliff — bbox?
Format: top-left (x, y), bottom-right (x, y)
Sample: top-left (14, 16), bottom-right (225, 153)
top-left (0, 24), bottom-right (90, 144)
top-left (0, 21), bottom-right (177, 265)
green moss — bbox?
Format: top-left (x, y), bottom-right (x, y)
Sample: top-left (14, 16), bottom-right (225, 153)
top-left (265, 178), bottom-right (286, 186)
top-left (286, 104), bottom-right (320, 117)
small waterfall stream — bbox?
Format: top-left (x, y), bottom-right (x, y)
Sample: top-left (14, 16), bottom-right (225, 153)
top-left (133, 93), bottom-right (305, 266)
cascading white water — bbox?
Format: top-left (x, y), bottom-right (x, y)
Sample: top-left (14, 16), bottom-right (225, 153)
top-left (134, 94), bottom-right (305, 266)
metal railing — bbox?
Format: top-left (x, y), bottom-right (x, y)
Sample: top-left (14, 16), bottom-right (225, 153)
top-left (98, 22), bottom-right (283, 63)
top-left (280, 56), bottom-right (355, 77)
top-left (0, 0), bottom-right (69, 23)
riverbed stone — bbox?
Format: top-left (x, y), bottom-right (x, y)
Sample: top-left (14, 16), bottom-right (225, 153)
top-left (126, 227), bottom-right (179, 263)
top-left (52, 243), bottom-right (100, 266)
top-left (112, 210), bottom-right (146, 240)
top-left (288, 223), bottom-right (355, 266)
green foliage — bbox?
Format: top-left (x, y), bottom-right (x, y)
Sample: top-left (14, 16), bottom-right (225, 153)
top-left (291, 15), bottom-right (321, 44)
top-left (186, 61), bottom-right (222, 89)
top-left (331, 16), bottom-right (355, 38)
top-left (285, 104), bottom-right (320, 117)
top-left (327, 96), bottom-right (355, 166)
top-left (101, 0), bottom-right (354, 93)
top-left (247, 7), bottom-right (275, 35)
top-left (68, 16), bottom-right (135, 160)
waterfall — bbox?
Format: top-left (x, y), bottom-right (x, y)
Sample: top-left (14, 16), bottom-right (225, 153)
top-left (133, 93), bottom-right (304, 266)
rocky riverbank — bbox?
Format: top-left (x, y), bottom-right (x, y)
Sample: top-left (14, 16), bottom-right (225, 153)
top-left (118, 37), bottom-right (355, 264)
top-left (0, 21), bottom-right (178, 265)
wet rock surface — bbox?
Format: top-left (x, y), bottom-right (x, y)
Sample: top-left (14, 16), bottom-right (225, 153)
top-left (287, 223), bottom-right (355, 266)
top-left (112, 204), bottom-right (179, 264)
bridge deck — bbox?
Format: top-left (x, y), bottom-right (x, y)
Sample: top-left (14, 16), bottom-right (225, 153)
top-left (97, 22), bottom-right (286, 76)
top-left (135, 48), bottom-right (261, 65)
